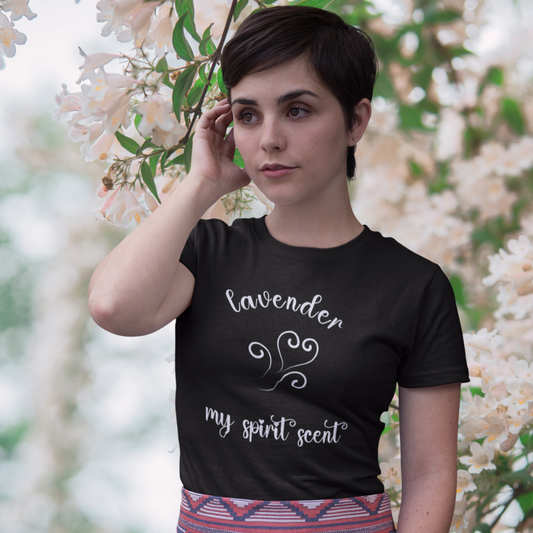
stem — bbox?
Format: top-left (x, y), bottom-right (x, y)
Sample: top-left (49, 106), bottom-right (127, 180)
top-left (180, 0), bottom-right (240, 146)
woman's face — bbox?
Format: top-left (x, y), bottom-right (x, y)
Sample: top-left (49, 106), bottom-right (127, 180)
top-left (230, 57), bottom-right (360, 209)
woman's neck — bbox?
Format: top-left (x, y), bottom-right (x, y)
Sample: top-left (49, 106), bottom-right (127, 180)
top-left (264, 194), bottom-right (364, 249)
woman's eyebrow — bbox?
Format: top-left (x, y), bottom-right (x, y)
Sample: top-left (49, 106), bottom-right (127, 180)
top-left (230, 90), bottom-right (319, 108)
top-left (278, 90), bottom-right (319, 104)
top-left (230, 97), bottom-right (257, 107)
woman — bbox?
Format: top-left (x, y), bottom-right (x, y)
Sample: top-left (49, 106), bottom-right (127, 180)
top-left (89, 6), bottom-right (470, 533)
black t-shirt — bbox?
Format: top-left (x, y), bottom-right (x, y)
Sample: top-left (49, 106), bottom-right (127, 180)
top-left (175, 216), bottom-right (469, 500)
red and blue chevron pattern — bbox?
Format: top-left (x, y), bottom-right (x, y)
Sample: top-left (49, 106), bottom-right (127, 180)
top-left (177, 488), bottom-right (396, 533)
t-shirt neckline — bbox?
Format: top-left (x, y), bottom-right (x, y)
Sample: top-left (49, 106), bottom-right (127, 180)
top-left (252, 215), bottom-right (375, 261)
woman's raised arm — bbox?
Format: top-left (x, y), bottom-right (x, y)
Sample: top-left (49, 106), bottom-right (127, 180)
top-left (88, 100), bottom-right (250, 336)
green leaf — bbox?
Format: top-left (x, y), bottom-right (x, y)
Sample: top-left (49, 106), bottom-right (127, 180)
top-left (373, 71), bottom-right (396, 99)
top-left (233, 148), bottom-right (245, 169)
top-left (172, 15), bottom-right (195, 61)
top-left (472, 525), bottom-right (491, 533)
top-left (448, 45), bottom-right (471, 58)
top-left (412, 66), bottom-right (433, 92)
top-left (134, 113), bottom-right (142, 132)
top-left (160, 150), bottom-right (169, 175)
top-left (155, 56), bottom-right (168, 73)
top-left (408, 159), bottom-right (423, 177)
top-left (173, 65), bottom-right (197, 121)
top-left (186, 79), bottom-right (205, 108)
top-left (217, 67), bottom-right (227, 96)
top-left (234, 0), bottom-right (249, 21)
top-left (502, 97), bottom-right (526, 135)
top-left (290, 0), bottom-right (334, 8)
top-left (206, 37), bottom-right (217, 56)
top-left (0, 421), bottom-right (29, 457)
top-left (162, 73), bottom-right (174, 90)
top-left (449, 274), bottom-right (466, 308)
top-left (184, 133), bottom-right (194, 174)
top-left (137, 138), bottom-right (159, 155)
top-left (115, 131), bottom-right (140, 154)
top-left (398, 104), bottom-right (427, 130)
top-left (518, 491), bottom-right (533, 515)
top-left (168, 153), bottom-right (186, 167)
top-left (521, 431), bottom-right (533, 449)
top-left (487, 66), bottom-right (504, 86)
top-left (425, 9), bottom-right (462, 24)
top-left (149, 152), bottom-right (162, 176)
top-left (141, 161), bottom-right (161, 203)
top-left (176, 0), bottom-right (201, 42)
top-left (198, 62), bottom-right (210, 85)
top-left (199, 23), bottom-right (215, 56)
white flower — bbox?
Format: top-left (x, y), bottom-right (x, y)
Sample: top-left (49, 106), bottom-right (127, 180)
top-left (82, 130), bottom-right (120, 162)
top-left (137, 93), bottom-right (186, 148)
top-left (436, 108), bottom-right (465, 161)
top-left (0, 10), bottom-right (27, 60)
top-left (144, 2), bottom-right (176, 58)
top-left (464, 328), bottom-right (501, 361)
top-left (450, 497), bottom-right (475, 533)
top-left (459, 441), bottom-right (496, 474)
top-left (379, 457), bottom-right (402, 491)
top-left (77, 51), bottom-right (121, 83)
top-left (2, 0), bottom-right (36, 21)
top-left (144, 190), bottom-right (159, 212)
top-left (94, 185), bottom-right (149, 227)
top-left (450, 154), bottom-right (518, 223)
top-left (97, 0), bottom-right (160, 47)
top-left (456, 470), bottom-right (476, 502)
top-left (53, 84), bottom-right (83, 121)
top-left (514, 359), bottom-right (533, 381)
top-left (137, 93), bottom-right (175, 136)
top-left (504, 378), bottom-right (533, 407)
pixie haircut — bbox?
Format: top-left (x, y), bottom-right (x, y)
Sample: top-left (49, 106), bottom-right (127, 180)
top-left (221, 6), bottom-right (378, 179)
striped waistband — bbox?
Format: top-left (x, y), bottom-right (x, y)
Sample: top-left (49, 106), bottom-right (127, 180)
top-left (178, 487), bottom-right (396, 533)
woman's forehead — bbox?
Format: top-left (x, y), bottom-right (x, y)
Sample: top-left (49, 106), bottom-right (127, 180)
top-left (230, 58), bottom-right (329, 103)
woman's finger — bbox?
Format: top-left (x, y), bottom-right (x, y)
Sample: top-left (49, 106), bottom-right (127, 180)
top-left (214, 108), bottom-right (234, 138)
top-left (225, 128), bottom-right (236, 151)
top-left (196, 101), bottom-right (231, 131)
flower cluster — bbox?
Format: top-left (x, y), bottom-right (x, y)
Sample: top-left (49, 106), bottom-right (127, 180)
top-left (48, 0), bottom-right (533, 530)
top-left (0, 0), bottom-right (35, 68)
top-left (450, 137), bottom-right (533, 223)
top-left (353, 166), bottom-right (474, 270)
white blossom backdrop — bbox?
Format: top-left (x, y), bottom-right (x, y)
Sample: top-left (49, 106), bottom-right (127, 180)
top-left (1, 0), bottom-right (533, 532)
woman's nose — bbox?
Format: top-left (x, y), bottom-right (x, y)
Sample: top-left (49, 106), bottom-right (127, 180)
top-left (259, 118), bottom-right (286, 152)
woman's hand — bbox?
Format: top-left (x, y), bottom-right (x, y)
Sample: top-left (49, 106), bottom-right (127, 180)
top-left (189, 99), bottom-right (250, 198)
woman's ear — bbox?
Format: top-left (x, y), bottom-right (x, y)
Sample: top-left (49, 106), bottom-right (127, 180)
top-left (349, 98), bottom-right (372, 146)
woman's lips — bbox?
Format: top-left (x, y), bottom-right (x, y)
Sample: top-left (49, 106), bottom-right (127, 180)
top-left (260, 165), bottom-right (297, 178)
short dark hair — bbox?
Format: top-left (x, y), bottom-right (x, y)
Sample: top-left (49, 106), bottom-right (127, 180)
top-left (221, 6), bottom-right (378, 179)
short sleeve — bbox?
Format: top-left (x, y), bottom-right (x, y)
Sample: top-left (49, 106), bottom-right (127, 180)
top-left (179, 226), bottom-right (197, 277)
top-left (398, 266), bottom-right (470, 388)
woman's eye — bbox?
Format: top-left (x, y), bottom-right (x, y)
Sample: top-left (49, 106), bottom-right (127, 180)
top-left (239, 111), bottom-right (255, 123)
top-left (288, 107), bottom-right (308, 118)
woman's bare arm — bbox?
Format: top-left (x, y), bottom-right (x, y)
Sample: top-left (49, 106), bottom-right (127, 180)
top-left (88, 100), bottom-right (250, 336)
top-left (396, 382), bottom-right (461, 533)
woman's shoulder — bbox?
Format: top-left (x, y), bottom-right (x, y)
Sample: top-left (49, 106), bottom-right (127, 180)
top-left (188, 216), bottom-right (258, 248)
top-left (367, 227), bottom-right (442, 282)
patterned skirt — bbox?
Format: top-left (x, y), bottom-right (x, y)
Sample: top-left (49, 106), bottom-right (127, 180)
top-left (177, 487), bottom-right (396, 533)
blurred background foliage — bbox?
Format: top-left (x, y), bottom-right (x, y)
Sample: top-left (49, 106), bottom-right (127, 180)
top-left (1, 0), bottom-right (532, 531)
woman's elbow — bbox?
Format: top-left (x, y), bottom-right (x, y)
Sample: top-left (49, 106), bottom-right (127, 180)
top-left (88, 292), bottom-right (150, 336)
